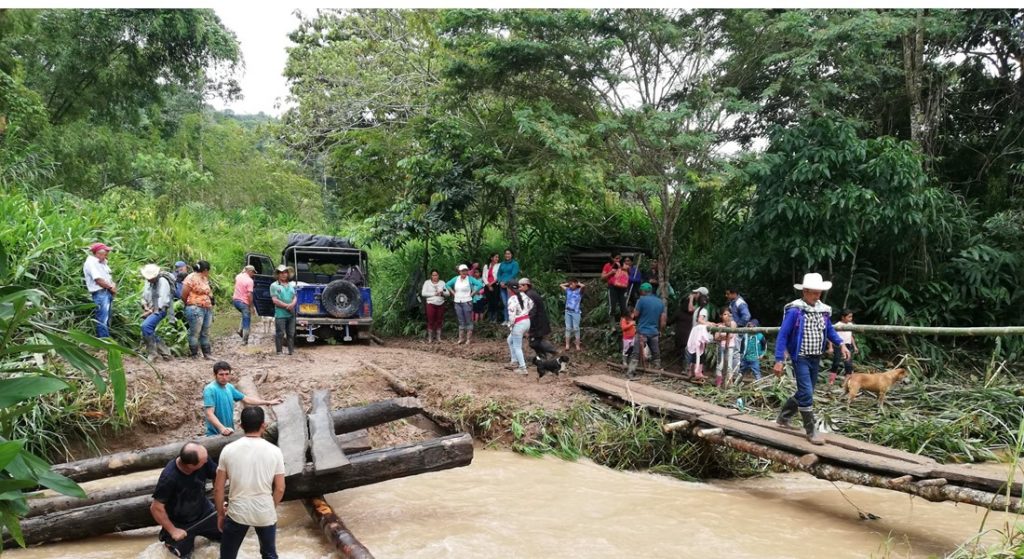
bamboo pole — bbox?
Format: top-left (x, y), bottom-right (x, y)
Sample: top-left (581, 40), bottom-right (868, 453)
top-left (707, 324), bottom-right (1024, 336)
top-left (694, 428), bottom-right (1022, 513)
top-left (303, 497), bottom-right (375, 559)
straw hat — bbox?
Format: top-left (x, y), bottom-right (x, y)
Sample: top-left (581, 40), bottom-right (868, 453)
top-left (140, 264), bottom-right (161, 280)
top-left (794, 273), bottom-right (832, 291)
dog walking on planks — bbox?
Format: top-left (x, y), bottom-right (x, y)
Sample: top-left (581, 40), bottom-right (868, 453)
top-left (844, 367), bottom-right (908, 407)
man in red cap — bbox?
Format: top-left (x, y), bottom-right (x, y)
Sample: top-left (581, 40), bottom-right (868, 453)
top-left (83, 242), bottom-right (117, 338)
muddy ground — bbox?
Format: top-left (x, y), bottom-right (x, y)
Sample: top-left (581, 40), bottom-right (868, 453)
top-left (104, 323), bottom-right (625, 456)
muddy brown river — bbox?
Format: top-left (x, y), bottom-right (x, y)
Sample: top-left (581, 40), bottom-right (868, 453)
top-left (8, 451), bottom-right (1012, 558)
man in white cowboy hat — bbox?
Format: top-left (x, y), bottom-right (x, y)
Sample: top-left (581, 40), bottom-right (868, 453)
top-left (772, 272), bottom-right (849, 445)
top-left (140, 263), bottom-right (176, 359)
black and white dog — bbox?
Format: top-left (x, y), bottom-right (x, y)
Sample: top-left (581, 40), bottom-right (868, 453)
top-left (533, 355), bottom-right (570, 380)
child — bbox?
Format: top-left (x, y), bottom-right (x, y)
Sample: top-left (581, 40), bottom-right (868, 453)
top-left (620, 310), bottom-right (637, 366)
top-left (828, 309), bottom-right (858, 384)
top-left (471, 268), bottom-right (487, 322)
top-left (714, 309), bottom-right (739, 388)
top-left (560, 278), bottom-right (586, 351)
top-left (738, 318), bottom-right (767, 381)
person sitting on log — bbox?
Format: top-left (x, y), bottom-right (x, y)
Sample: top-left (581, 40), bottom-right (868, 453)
top-left (204, 361), bottom-right (282, 436)
top-left (150, 442), bottom-right (222, 558)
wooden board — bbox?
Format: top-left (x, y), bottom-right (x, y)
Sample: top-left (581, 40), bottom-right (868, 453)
top-left (591, 375), bottom-right (742, 418)
top-left (308, 390), bottom-right (350, 474)
top-left (575, 375), bottom-right (934, 477)
top-left (272, 394), bottom-right (308, 477)
top-left (336, 430), bottom-right (371, 454)
top-left (928, 463), bottom-right (1023, 497)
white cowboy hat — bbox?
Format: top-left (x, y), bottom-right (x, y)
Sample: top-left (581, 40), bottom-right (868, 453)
top-left (140, 263), bottom-right (161, 280)
top-left (794, 273), bottom-right (832, 291)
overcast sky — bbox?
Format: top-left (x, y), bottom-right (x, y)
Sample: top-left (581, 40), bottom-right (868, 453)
top-left (209, 5), bottom-right (301, 116)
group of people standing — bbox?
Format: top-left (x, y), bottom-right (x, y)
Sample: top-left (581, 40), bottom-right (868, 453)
top-left (83, 241), bottom-right (301, 360)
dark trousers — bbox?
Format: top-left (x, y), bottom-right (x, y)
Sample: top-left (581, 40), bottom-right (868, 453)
top-left (274, 315), bottom-right (295, 354)
top-left (425, 303), bottom-right (445, 330)
top-left (830, 343), bottom-right (854, 375)
top-left (529, 336), bottom-right (558, 359)
top-left (608, 286), bottom-right (627, 320)
top-left (159, 513), bottom-right (221, 558)
top-left (220, 516), bottom-right (277, 559)
top-left (486, 286), bottom-right (504, 322)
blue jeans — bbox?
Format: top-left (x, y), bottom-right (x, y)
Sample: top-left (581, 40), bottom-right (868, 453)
top-left (141, 309), bottom-right (166, 341)
top-left (499, 288), bottom-right (510, 322)
top-left (232, 300), bottom-right (251, 330)
top-left (220, 516), bottom-right (276, 559)
top-left (90, 289), bottom-right (112, 338)
top-left (740, 358), bottom-right (762, 380)
top-left (564, 310), bottom-right (581, 340)
top-left (507, 319), bottom-right (530, 368)
top-left (184, 305), bottom-right (212, 352)
top-left (792, 355), bottom-right (821, 410)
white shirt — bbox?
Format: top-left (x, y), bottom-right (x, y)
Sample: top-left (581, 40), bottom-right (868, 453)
top-left (218, 436), bottom-right (285, 527)
top-left (83, 255), bottom-right (112, 293)
top-left (507, 291), bottom-right (533, 322)
top-left (692, 306), bottom-right (708, 327)
top-left (451, 276), bottom-right (473, 303)
top-left (421, 280), bottom-right (448, 306)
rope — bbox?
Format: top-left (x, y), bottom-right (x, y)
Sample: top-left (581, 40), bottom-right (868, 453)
top-left (828, 481), bottom-right (881, 521)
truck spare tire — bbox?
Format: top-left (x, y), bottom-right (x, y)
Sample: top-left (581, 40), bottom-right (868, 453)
top-left (321, 280), bottom-right (362, 318)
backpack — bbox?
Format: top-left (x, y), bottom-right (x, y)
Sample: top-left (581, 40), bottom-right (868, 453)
top-left (158, 272), bottom-right (179, 322)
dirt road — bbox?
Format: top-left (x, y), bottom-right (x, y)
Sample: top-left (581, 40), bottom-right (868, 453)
top-left (112, 327), bottom-right (615, 454)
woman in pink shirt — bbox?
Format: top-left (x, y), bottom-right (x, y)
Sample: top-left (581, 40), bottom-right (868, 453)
top-left (232, 265), bottom-right (256, 345)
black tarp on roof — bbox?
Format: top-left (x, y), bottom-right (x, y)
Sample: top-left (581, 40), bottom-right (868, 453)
top-left (284, 233), bottom-right (356, 250)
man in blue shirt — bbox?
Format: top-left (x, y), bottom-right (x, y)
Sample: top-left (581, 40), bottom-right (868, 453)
top-left (725, 287), bottom-right (751, 327)
top-left (203, 361), bottom-right (282, 436)
top-left (628, 283), bottom-right (666, 377)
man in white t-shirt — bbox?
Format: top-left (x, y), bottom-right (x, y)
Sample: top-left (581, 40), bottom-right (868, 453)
top-left (215, 406), bottom-right (285, 559)
top-left (83, 242), bottom-right (117, 338)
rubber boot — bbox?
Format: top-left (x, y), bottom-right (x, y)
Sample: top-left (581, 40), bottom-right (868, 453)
top-left (653, 359), bottom-right (662, 370)
top-left (189, 345), bottom-right (199, 359)
top-left (465, 330), bottom-right (473, 346)
top-left (143, 336), bottom-right (157, 360)
top-left (201, 345), bottom-right (214, 361)
top-left (456, 330), bottom-right (465, 345)
top-left (241, 328), bottom-right (250, 346)
top-left (155, 339), bottom-right (173, 360)
top-left (800, 410), bottom-right (825, 445)
top-left (287, 334), bottom-right (294, 356)
top-left (828, 371), bottom-right (837, 385)
top-left (776, 397), bottom-right (799, 429)
top-left (626, 356), bottom-right (638, 379)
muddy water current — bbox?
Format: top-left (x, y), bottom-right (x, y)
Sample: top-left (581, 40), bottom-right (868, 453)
top-left (9, 451), bottom-right (1015, 558)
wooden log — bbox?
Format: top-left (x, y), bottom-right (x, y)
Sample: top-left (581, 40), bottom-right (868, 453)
top-left (25, 476), bottom-right (156, 518)
top-left (52, 397), bottom-right (423, 483)
top-left (236, 375), bottom-right (263, 408)
top-left (887, 475), bottom-right (915, 487)
top-left (309, 390), bottom-right (350, 474)
top-left (798, 454), bottom-right (820, 468)
top-left (696, 429), bottom-right (1022, 512)
top-left (303, 497), bottom-right (375, 559)
top-left (363, 361), bottom-right (417, 397)
top-left (696, 427), bottom-right (724, 438)
top-left (606, 361), bottom-right (691, 382)
top-left (369, 334), bottom-right (385, 346)
top-left (336, 430), bottom-right (371, 454)
top-left (274, 394), bottom-right (309, 477)
top-left (662, 420), bottom-right (690, 433)
top-left (9, 433), bottom-right (473, 546)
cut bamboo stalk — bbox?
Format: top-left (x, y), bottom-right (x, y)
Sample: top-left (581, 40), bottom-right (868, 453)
top-left (917, 478), bottom-right (948, 487)
top-left (663, 420), bottom-right (691, 433)
top-left (696, 427), bottom-right (724, 438)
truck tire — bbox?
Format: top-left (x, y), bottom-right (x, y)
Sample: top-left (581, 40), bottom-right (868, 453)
top-left (322, 280), bottom-right (362, 318)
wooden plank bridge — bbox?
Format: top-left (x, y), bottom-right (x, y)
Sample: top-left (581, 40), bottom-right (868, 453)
top-left (575, 374), bottom-right (1022, 512)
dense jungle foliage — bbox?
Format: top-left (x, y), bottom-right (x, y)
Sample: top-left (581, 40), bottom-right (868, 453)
top-left (1, 7), bottom-right (1023, 550)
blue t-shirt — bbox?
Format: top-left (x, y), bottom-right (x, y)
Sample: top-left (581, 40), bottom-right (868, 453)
top-left (564, 286), bottom-right (582, 313)
top-left (203, 381), bottom-right (245, 435)
top-left (270, 281), bottom-right (296, 319)
top-left (634, 294), bottom-right (665, 336)
top-left (151, 458), bottom-right (217, 526)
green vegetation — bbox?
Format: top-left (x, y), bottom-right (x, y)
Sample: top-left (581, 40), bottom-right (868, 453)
top-left (441, 395), bottom-right (766, 481)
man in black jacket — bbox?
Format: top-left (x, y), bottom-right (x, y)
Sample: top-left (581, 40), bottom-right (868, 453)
top-left (519, 278), bottom-right (558, 359)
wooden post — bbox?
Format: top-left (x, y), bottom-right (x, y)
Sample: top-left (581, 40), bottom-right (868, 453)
top-left (303, 497), bottom-right (375, 559)
top-left (309, 390), bottom-right (350, 474)
top-left (663, 420), bottom-right (690, 433)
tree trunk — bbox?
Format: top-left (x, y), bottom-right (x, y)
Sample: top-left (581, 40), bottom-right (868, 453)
top-left (303, 497), bottom-right (375, 559)
top-left (10, 433), bottom-right (473, 547)
top-left (51, 397), bottom-right (424, 483)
